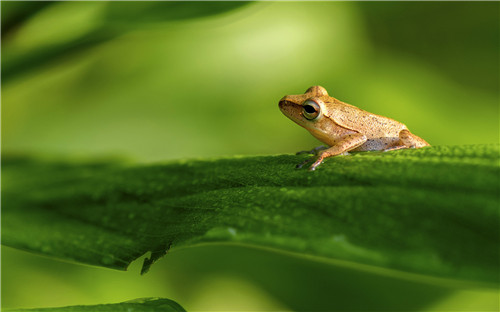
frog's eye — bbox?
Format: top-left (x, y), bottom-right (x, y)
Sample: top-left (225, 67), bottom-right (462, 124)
top-left (302, 99), bottom-right (321, 120)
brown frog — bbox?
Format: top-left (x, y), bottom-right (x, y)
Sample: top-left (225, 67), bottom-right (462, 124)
top-left (279, 86), bottom-right (430, 170)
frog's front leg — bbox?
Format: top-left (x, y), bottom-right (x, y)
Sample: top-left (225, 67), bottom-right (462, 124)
top-left (308, 133), bottom-right (367, 171)
top-left (295, 145), bottom-right (328, 169)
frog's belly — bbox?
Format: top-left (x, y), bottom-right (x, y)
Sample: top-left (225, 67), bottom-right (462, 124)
top-left (353, 137), bottom-right (401, 151)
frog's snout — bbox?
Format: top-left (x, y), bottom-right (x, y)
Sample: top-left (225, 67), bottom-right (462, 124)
top-left (279, 96), bottom-right (301, 122)
top-left (278, 96), bottom-right (293, 109)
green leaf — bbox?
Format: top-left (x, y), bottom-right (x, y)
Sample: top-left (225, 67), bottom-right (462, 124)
top-left (0, 1), bottom-right (54, 32)
top-left (4, 298), bottom-right (186, 312)
top-left (2, 145), bottom-right (499, 283)
top-left (103, 1), bottom-right (251, 26)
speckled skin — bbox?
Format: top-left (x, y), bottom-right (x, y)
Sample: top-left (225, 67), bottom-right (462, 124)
top-left (279, 86), bottom-right (430, 170)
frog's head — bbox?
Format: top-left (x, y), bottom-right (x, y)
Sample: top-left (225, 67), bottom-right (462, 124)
top-left (279, 85), bottom-right (329, 128)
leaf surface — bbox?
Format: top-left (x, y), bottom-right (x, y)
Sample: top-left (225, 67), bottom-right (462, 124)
top-left (2, 145), bottom-right (499, 283)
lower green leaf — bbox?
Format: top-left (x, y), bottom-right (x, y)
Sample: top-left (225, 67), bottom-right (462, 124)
top-left (2, 145), bottom-right (499, 283)
top-left (4, 298), bottom-right (186, 312)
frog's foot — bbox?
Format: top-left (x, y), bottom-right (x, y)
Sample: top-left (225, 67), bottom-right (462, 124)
top-left (296, 145), bottom-right (328, 156)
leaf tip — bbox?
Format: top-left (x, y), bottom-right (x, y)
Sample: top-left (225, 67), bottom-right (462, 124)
top-left (140, 245), bottom-right (170, 275)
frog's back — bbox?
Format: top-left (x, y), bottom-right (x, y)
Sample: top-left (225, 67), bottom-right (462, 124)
top-left (325, 101), bottom-right (405, 134)
top-left (325, 101), bottom-right (407, 151)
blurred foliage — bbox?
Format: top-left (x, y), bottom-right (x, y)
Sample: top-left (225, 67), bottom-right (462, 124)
top-left (1, 2), bottom-right (250, 81)
top-left (3, 244), bottom-right (499, 312)
top-left (2, 1), bottom-right (498, 163)
top-left (3, 145), bottom-right (499, 283)
top-left (2, 1), bottom-right (499, 311)
top-left (5, 298), bottom-right (186, 312)
top-left (358, 2), bottom-right (499, 93)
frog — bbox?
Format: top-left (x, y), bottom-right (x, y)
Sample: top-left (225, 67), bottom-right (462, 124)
top-left (279, 86), bottom-right (430, 170)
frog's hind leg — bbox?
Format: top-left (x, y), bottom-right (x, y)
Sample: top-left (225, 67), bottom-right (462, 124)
top-left (399, 129), bottom-right (430, 148)
top-left (384, 129), bottom-right (430, 152)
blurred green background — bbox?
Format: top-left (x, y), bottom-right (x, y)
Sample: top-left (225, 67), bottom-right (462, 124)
top-left (2, 1), bottom-right (499, 311)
